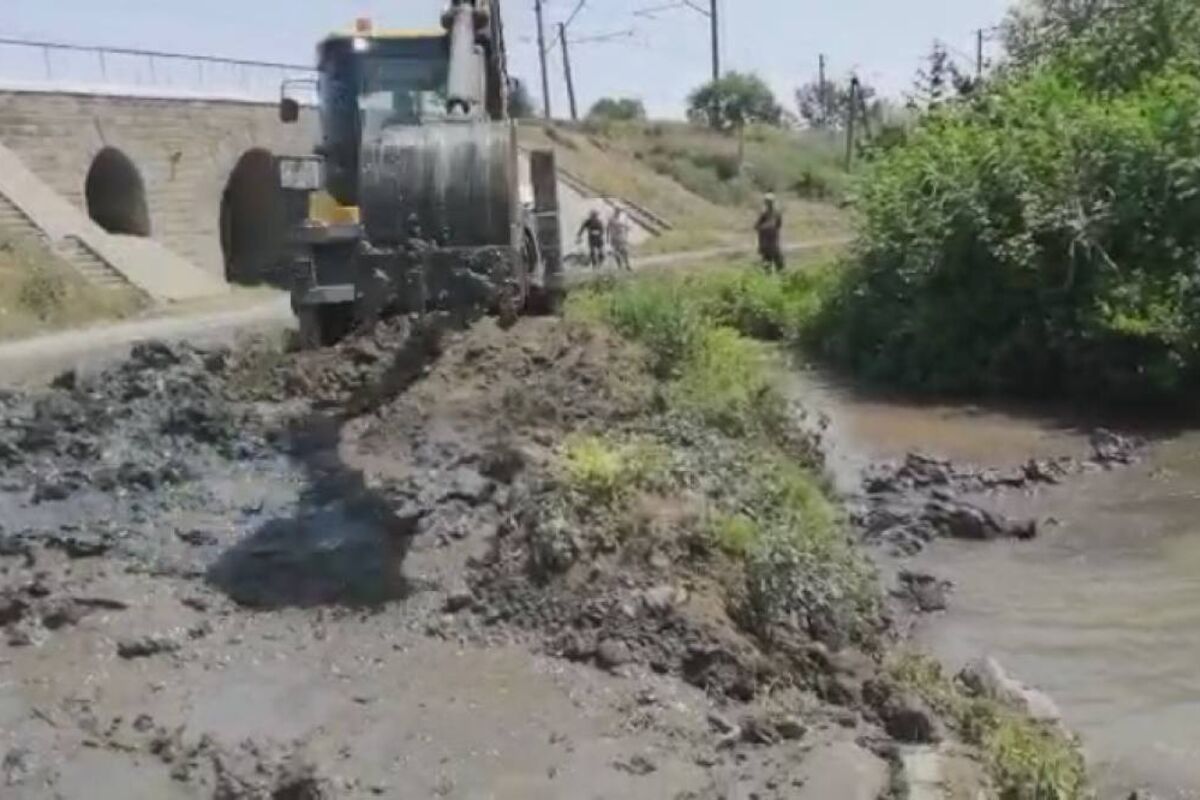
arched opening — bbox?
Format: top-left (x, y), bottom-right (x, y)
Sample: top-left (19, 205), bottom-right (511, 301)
top-left (85, 147), bottom-right (151, 236)
top-left (220, 149), bottom-right (287, 287)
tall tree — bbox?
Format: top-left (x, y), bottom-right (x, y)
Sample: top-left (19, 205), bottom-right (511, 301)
top-left (795, 77), bottom-right (878, 130)
top-left (687, 72), bottom-right (783, 132)
top-left (586, 97), bottom-right (647, 122)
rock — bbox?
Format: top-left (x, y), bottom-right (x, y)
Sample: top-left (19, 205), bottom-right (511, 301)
top-left (0, 594), bottom-right (28, 626)
top-left (117, 635), bottom-right (181, 659)
top-left (775, 716), bottom-right (807, 740)
top-left (739, 714), bottom-right (781, 745)
top-left (129, 341), bottom-right (182, 369)
top-left (51, 531), bottom-right (113, 559)
top-left (31, 479), bottom-right (73, 504)
top-left (1090, 428), bottom-right (1141, 466)
top-left (6, 626), bottom-right (34, 647)
top-left (613, 753), bottom-right (657, 775)
top-left (480, 444), bottom-right (525, 484)
top-left (641, 585), bottom-right (680, 615)
top-left (2, 746), bottom-right (33, 786)
top-left (881, 692), bottom-right (942, 744)
top-left (595, 638), bottom-right (632, 671)
top-left (133, 714), bottom-right (156, 733)
top-left (40, 599), bottom-right (86, 630)
top-left (894, 571), bottom-right (951, 612)
top-left (176, 528), bottom-right (219, 547)
top-left (958, 657), bottom-right (1062, 725)
top-left (706, 712), bottom-right (737, 735)
top-left (444, 467), bottom-right (493, 505)
top-left (49, 370), bottom-right (78, 391)
top-left (443, 584), bottom-right (476, 613)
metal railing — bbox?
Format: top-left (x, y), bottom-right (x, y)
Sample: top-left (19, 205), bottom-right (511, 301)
top-left (0, 36), bottom-right (316, 100)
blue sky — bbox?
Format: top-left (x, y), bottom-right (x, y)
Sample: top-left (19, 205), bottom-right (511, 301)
top-left (1, 0), bottom-right (1014, 116)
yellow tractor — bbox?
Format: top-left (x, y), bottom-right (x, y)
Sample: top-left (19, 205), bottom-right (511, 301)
top-left (277, 1), bottom-right (563, 346)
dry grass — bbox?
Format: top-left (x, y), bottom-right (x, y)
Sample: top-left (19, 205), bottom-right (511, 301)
top-left (0, 234), bottom-right (146, 340)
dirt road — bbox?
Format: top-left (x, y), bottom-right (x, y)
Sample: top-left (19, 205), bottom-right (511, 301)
top-left (0, 294), bottom-right (294, 386)
top-left (0, 239), bottom-right (850, 389)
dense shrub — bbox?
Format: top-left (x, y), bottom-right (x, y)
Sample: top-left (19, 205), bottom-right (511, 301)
top-left (818, 58), bottom-right (1200, 403)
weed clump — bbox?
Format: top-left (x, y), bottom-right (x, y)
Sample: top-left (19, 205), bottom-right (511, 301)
top-left (560, 434), bottom-right (665, 504)
top-left (889, 653), bottom-right (1087, 800)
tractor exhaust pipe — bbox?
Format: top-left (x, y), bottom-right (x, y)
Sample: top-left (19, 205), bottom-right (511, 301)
top-left (444, 0), bottom-right (487, 116)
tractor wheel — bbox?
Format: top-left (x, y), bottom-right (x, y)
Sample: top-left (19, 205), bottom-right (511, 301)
top-left (296, 303), bottom-right (356, 349)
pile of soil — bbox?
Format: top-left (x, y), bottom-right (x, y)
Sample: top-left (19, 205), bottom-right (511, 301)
top-left (0, 314), bottom-right (974, 798)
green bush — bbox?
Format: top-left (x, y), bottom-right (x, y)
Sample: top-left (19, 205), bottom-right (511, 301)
top-left (741, 456), bottom-right (878, 646)
top-left (818, 62), bottom-right (1200, 403)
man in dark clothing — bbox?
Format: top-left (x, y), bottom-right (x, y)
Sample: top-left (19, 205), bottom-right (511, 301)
top-left (577, 209), bottom-right (606, 268)
top-left (755, 193), bottom-right (785, 272)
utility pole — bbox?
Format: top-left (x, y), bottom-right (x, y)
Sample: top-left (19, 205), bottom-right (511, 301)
top-left (710, 0), bottom-right (720, 81)
top-left (845, 76), bottom-right (859, 171)
top-left (976, 28), bottom-right (984, 80)
top-left (559, 23), bottom-right (579, 121)
top-left (535, 0), bottom-right (552, 119)
top-left (818, 53), bottom-right (827, 127)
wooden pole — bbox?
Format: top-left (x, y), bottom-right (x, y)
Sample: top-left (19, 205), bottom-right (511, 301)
top-left (845, 76), bottom-right (858, 170)
top-left (535, 0), bottom-right (552, 119)
top-left (559, 23), bottom-right (579, 121)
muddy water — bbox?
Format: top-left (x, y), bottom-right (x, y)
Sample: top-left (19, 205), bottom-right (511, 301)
top-left (790, 367), bottom-right (1200, 800)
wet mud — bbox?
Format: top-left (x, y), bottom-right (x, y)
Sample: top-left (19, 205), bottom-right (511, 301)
top-left (0, 318), bottom-right (914, 799)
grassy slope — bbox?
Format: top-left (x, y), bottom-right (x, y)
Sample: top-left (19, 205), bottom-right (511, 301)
top-left (0, 234), bottom-right (146, 341)
top-left (519, 120), bottom-right (851, 254)
top-left (568, 259), bottom-right (1089, 799)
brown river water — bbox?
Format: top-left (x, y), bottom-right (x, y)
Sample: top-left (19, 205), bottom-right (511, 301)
top-left (790, 366), bottom-right (1200, 800)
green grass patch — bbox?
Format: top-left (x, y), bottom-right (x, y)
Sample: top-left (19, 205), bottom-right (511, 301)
top-left (738, 455), bottom-right (878, 645)
top-left (570, 264), bottom-right (879, 645)
top-left (889, 653), bottom-right (1087, 800)
top-left (559, 433), bottom-right (666, 504)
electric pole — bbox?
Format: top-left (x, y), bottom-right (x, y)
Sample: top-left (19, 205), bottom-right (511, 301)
top-left (710, 0), bottom-right (720, 81)
top-left (818, 53), bottom-right (827, 127)
top-left (559, 23), bottom-right (579, 121)
top-left (976, 28), bottom-right (984, 80)
top-left (845, 76), bottom-right (859, 171)
top-left (535, 0), bottom-right (552, 119)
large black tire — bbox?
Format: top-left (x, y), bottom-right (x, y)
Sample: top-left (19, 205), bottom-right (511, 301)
top-left (296, 302), bottom-right (356, 349)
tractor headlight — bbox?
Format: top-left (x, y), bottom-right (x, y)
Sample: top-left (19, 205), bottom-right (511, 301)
top-left (277, 157), bottom-right (324, 191)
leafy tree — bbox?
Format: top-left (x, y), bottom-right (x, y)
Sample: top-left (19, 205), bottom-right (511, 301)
top-left (586, 97), bottom-right (647, 122)
top-left (795, 77), bottom-right (878, 130)
top-left (1002, 0), bottom-right (1200, 90)
top-left (816, 0), bottom-right (1200, 404)
top-left (508, 77), bottom-right (536, 119)
top-left (908, 42), bottom-right (975, 109)
top-left (687, 72), bottom-right (783, 132)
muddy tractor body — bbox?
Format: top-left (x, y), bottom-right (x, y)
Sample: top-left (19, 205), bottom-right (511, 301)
top-left (277, 0), bottom-right (564, 347)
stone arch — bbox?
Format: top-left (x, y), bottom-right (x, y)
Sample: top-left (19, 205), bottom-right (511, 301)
top-left (85, 147), bottom-right (151, 236)
top-left (220, 148), bottom-right (287, 286)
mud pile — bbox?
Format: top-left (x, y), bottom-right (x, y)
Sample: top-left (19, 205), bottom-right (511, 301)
top-left (336, 318), bottom-right (884, 711)
top-left (858, 432), bottom-right (1143, 556)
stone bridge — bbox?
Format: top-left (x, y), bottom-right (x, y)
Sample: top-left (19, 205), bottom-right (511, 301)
top-left (0, 38), bottom-right (649, 303)
top-left (0, 84), bottom-right (319, 299)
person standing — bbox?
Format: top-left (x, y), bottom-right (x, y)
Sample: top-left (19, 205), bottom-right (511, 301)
top-left (607, 208), bottom-right (632, 271)
top-left (754, 193), bottom-right (785, 272)
top-left (577, 209), bottom-right (606, 268)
